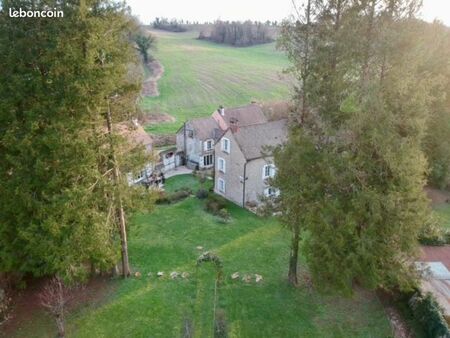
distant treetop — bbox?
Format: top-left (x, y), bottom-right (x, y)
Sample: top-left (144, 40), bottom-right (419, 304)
top-left (198, 20), bottom-right (276, 47)
top-left (152, 18), bottom-right (187, 32)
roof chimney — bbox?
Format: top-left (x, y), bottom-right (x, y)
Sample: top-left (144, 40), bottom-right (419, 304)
top-left (229, 117), bottom-right (239, 133)
top-left (219, 105), bottom-right (225, 116)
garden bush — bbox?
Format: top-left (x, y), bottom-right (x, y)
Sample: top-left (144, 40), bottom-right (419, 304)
top-left (409, 292), bottom-right (450, 338)
top-left (156, 188), bottom-right (192, 204)
top-left (196, 189), bottom-right (208, 199)
top-left (217, 208), bottom-right (230, 221)
top-left (169, 189), bottom-right (192, 203)
top-left (205, 194), bottom-right (227, 215)
top-left (155, 191), bottom-right (170, 205)
top-left (419, 229), bottom-right (450, 246)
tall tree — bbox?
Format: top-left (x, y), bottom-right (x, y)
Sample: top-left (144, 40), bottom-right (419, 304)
top-left (0, 0), bottom-right (152, 282)
top-left (276, 0), bottom-right (432, 292)
top-left (420, 22), bottom-right (450, 189)
top-left (277, 0), bottom-right (315, 285)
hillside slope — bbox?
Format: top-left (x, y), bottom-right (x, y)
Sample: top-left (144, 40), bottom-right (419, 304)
top-left (142, 30), bottom-right (291, 135)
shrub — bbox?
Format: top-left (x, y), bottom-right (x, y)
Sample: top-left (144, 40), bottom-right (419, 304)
top-left (218, 208), bottom-right (230, 221)
top-left (196, 189), bottom-right (208, 199)
top-left (169, 189), bottom-right (191, 203)
top-left (156, 188), bottom-right (192, 204)
top-left (419, 229), bottom-right (450, 246)
top-left (409, 292), bottom-right (450, 338)
top-left (205, 194), bottom-right (227, 215)
top-left (155, 191), bottom-right (170, 205)
top-left (418, 217), bottom-right (450, 246)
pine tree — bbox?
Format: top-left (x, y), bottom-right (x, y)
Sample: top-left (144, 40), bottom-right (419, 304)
top-left (0, 0), bottom-right (153, 281)
top-left (276, 0), bottom-right (432, 292)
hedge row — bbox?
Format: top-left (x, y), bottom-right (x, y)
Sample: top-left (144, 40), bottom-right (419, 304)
top-left (409, 292), bottom-right (450, 338)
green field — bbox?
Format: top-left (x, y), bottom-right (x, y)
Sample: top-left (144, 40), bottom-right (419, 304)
top-left (10, 175), bottom-right (393, 338)
top-left (143, 30), bottom-right (291, 135)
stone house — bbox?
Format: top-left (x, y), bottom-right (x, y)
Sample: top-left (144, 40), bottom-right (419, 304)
top-left (176, 103), bottom-right (267, 170)
top-left (214, 119), bottom-right (287, 207)
top-left (176, 117), bottom-right (222, 170)
top-left (113, 121), bottom-right (154, 185)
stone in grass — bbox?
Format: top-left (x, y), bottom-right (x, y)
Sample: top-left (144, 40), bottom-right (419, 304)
top-left (157, 271), bottom-right (164, 277)
top-left (181, 272), bottom-right (190, 279)
top-left (196, 246), bottom-right (203, 251)
top-left (134, 271), bottom-right (142, 278)
top-left (170, 271), bottom-right (179, 279)
top-left (147, 272), bottom-right (153, 277)
top-left (231, 272), bottom-right (240, 280)
top-left (242, 274), bottom-right (252, 283)
top-left (255, 274), bottom-right (263, 283)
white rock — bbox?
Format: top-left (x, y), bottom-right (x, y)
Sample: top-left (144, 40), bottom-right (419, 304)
top-left (170, 271), bottom-right (179, 279)
top-left (255, 274), bottom-right (263, 283)
top-left (181, 272), bottom-right (190, 279)
top-left (231, 272), bottom-right (240, 280)
top-left (196, 246), bottom-right (203, 250)
top-left (157, 271), bottom-right (164, 277)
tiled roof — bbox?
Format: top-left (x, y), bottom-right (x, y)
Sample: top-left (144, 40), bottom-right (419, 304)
top-left (220, 104), bottom-right (267, 127)
top-left (232, 119), bottom-right (288, 160)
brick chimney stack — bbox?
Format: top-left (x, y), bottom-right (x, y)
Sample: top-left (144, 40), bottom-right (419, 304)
top-left (229, 117), bottom-right (239, 133)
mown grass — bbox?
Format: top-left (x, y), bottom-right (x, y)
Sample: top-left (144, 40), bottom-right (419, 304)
top-left (143, 30), bottom-right (291, 135)
top-left (164, 173), bottom-right (213, 194)
top-left (435, 204), bottom-right (450, 229)
top-left (11, 176), bottom-right (392, 338)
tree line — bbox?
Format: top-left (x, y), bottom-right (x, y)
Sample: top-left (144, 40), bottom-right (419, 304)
top-left (152, 17), bottom-right (187, 32)
top-left (274, 0), bottom-right (450, 293)
top-left (198, 20), bottom-right (275, 47)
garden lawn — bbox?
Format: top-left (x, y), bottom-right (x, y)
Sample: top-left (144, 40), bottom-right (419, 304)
top-left (164, 173), bottom-right (213, 194)
top-left (143, 30), bottom-right (291, 135)
top-left (11, 176), bottom-right (392, 338)
top-left (435, 204), bottom-right (450, 229)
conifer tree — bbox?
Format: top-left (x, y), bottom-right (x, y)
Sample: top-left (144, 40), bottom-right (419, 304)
top-left (0, 0), bottom-right (152, 281)
top-left (276, 0), bottom-right (432, 292)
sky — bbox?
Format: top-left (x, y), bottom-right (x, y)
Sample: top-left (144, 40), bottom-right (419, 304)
top-left (126, 0), bottom-right (450, 26)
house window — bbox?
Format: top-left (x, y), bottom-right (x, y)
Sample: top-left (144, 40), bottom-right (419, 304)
top-left (218, 157), bottom-right (226, 173)
top-left (218, 178), bottom-right (226, 193)
top-left (203, 154), bottom-right (213, 167)
top-left (264, 187), bottom-right (279, 197)
top-left (221, 138), bottom-right (230, 153)
top-left (262, 164), bottom-right (276, 179)
top-left (204, 139), bottom-right (213, 151)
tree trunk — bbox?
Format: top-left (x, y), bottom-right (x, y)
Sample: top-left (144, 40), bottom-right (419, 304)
top-left (56, 280), bottom-right (65, 338)
top-left (56, 314), bottom-right (65, 338)
top-left (105, 100), bottom-right (130, 278)
top-left (288, 227), bottom-right (300, 286)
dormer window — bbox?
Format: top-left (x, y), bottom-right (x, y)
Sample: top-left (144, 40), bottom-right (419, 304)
top-left (222, 138), bottom-right (230, 153)
top-left (204, 139), bottom-right (213, 151)
top-left (262, 164), bottom-right (276, 179)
